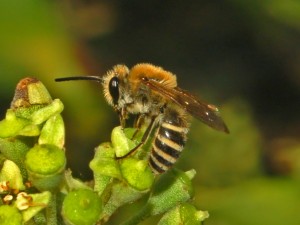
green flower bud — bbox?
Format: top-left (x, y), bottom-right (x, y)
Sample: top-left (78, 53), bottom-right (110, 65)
top-left (111, 126), bottom-right (137, 157)
top-left (31, 99), bottom-right (64, 125)
top-left (180, 203), bottom-right (209, 224)
top-left (120, 158), bottom-right (154, 191)
top-left (11, 77), bottom-right (52, 110)
top-left (17, 124), bottom-right (41, 137)
top-left (9, 78), bottom-right (64, 127)
top-left (0, 78), bottom-right (64, 138)
top-left (13, 105), bottom-right (44, 121)
top-left (0, 110), bottom-right (31, 138)
top-left (123, 127), bottom-right (143, 141)
top-left (62, 189), bottom-right (102, 225)
top-left (89, 143), bottom-right (121, 179)
top-left (0, 160), bottom-right (25, 190)
top-left (89, 143), bottom-right (119, 195)
top-left (158, 203), bottom-right (208, 225)
top-left (64, 170), bottom-right (92, 191)
top-left (25, 144), bottom-right (66, 191)
top-left (39, 114), bottom-right (65, 148)
top-left (0, 205), bottom-right (23, 225)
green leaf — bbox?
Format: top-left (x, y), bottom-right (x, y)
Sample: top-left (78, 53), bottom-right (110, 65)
top-left (121, 169), bottom-right (195, 225)
top-left (0, 138), bottom-right (31, 178)
top-left (147, 169), bottom-right (195, 215)
top-left (101, 182), bottom-right (145, 222)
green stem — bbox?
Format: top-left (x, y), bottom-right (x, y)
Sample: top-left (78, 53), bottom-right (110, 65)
top-left (33, 211), bottom-right (47, 225)
top-left (120, 204), bottom-right (152, 225)
top-left (46, 194), bottom-right (57, 225)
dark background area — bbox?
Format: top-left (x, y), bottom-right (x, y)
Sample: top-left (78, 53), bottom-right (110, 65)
top-left (1, 0), bottom-right (300, 224)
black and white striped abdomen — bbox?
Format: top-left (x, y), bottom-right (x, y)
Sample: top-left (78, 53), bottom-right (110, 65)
top-left (149, 110), bottom-right (189, 174)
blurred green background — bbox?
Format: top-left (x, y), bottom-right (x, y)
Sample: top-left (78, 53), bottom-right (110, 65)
top-left (1, 0), bottom-right (300, 224)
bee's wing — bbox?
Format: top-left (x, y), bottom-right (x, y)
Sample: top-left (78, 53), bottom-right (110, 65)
top-left (142, 78), bottom-right (229, 133)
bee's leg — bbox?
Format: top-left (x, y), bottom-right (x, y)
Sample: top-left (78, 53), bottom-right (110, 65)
top-left (116, 116), bottom-right (157, 159)
top-left (119, 114), bottom-right (126, 128)
top-left (118, 108), bottom-right (127, 128)
top-left (131, 114), bottom-right (146, 139)
top-left (134, 114), bottom-right (145, 128)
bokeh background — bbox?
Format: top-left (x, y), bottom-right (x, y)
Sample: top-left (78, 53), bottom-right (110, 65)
top-left (1, 0), bottom-right (300, 224)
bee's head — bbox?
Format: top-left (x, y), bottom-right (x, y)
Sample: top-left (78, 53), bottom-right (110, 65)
top-left (102, 64), bottom-right (130, 110)
top-left (55, 64), bottom-right (130, 112)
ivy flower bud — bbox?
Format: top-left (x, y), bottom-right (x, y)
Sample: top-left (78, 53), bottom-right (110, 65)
top-left (111, 126), bottom-right (137, 157)
top-left (89, 143), bottom-right (121, 179)
top-left (158, 203), bottom-right (209, 224)
top-left (62, 189), bottom-right (102, 225)
top-left (0, 110), bottom-right (31, 138)
top-left (89, 143), bottom-right (120, 195)
top-left (11, 77), bottom-right (52, 110)
top-left (25, 144), bottom-right (66, 191)
top-left (120, 158), bottom-right (154, 191)
top-left (38, 114), bottom-right (65, 148)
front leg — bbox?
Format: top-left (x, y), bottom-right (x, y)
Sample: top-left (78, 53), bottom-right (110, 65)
top-left (116, 115), bottom-right (157, 159)
top-left (131, 114), bottom-right (147, 139)
top-left (134, 114), bottom-right (145, 128)
top-left (118, 107), bottom-right (128, 128)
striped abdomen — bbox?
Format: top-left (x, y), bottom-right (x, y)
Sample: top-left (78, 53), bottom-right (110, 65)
top-left (149, 109), bottom-right (188, 174)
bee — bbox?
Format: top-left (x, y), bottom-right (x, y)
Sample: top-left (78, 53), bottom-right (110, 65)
top-left (55, 63), bottom-right (229, 174)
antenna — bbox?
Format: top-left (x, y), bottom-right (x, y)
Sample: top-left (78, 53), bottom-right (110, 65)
top-left (55, 76), bottom-right (102, 83)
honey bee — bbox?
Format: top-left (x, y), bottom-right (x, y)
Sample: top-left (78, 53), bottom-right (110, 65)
top-left (55, 63), bottom-right (229, 174)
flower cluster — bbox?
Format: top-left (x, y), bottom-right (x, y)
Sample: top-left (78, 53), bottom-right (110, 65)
top-left (0, 77), bottom-right (207, 225)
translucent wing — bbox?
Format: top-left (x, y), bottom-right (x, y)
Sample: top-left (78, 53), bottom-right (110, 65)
top-left (142, 78), bottom-right (229, 133)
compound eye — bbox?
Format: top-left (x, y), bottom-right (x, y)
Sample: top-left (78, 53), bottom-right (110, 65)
top-left (109, 77), bottom-right (119, 105)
